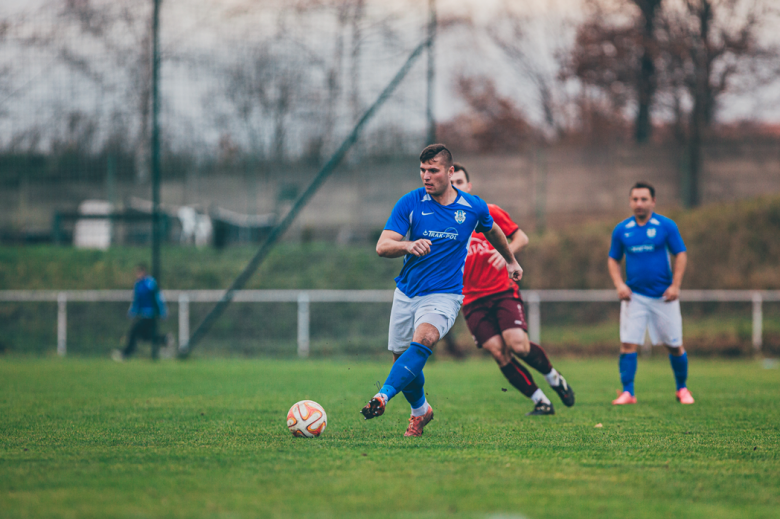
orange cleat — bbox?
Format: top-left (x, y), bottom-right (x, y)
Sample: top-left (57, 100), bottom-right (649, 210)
top-left (404, 406), bottom-right (434, 437)
top-left (676, 388), bottom-right (695, 404)
top-left (361, 395), bottom-right (387, 420)
top-left (612, 391), bottom-right (637, 405)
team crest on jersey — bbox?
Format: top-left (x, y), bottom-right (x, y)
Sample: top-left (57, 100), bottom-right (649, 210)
top-left (454, 210), bottom-right (466, 224)
top-left (647, 228), bottom-right (656, 238)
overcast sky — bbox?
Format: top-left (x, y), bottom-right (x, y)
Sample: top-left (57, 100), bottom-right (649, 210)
top-left (1, 0), bottom-right (778, 153)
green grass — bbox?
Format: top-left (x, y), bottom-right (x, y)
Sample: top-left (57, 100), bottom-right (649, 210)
top-left (0, 244), bottom-right (401, 290)
top-left (1, 358), bottom-right (778, 518)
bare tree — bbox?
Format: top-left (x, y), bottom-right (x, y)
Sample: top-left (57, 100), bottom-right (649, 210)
top-left (563, 0), bottom-right (662, 142)
top-left (349, 0), bottom-right (366, 124)
top-left (12, 0), bottom-right (155, 182)
top-left (488, 0), bottom-right (575, 135)
top-left (564, 0), bottom-right (779, 204)
top-left (657, 0), bottom-right (780, 206)
top-left (438, 75), bottom-right (539, 152)
top-left (634, 0), bottom-right (663, 142)
top-left (223, 44), bottom-right (308, 164)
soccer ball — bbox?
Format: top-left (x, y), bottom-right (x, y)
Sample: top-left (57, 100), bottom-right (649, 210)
top-left (286, 400), bottom-right (327, 438)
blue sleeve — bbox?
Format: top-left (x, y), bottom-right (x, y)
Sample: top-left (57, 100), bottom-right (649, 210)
top-left (155, 287), bottom-right (168, 320)
top-left (384, 193), bottom-right (413, 236)
top-left (474, 197), bottom-right (494, 234)
top-left (147, 278), bottom-right (168, 319)
top-left (128, 284), bottom-right (139, 317)
top-left (608, 225), bottom-right (624, 260)
top-left (665, 220), bottom-right (686, 255)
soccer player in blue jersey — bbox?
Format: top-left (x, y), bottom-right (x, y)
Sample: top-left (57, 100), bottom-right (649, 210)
top-left (112, 263), bottom-right (170, 361)
top-left (361, 144), bottom-right (523, 436)
top-left (608, 182), bottom-right (694, 405)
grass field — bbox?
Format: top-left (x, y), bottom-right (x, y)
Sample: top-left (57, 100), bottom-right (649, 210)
top-left (1, 357), bottom-right (778, 519)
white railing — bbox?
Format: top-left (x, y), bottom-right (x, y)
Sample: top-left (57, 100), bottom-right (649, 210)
top-left (1, 289), bottom-right (778, 357)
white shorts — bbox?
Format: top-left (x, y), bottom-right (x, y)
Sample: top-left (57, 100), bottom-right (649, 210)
top-left (388, 288), bottom-right (463, 354)
top-left (620, 292), bottom-right (683, 347)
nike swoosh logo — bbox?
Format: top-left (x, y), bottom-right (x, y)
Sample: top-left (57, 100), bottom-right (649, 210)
top-left (422, 211), bottom-right (433, 215)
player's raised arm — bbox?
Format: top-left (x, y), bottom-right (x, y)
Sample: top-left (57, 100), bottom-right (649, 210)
top-left (376, 230), bottom-right (431, 258)
top-left (484, 224), bottom-right (523, 281)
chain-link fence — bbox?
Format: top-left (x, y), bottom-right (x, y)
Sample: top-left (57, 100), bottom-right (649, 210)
top-left (0, 0), bottom-right (433, 245)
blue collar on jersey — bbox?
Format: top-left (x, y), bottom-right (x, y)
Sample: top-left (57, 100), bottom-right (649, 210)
top-left (627, 213), bottom-right (661, 228)
top-left (420, 185), bottom-right (463, 207)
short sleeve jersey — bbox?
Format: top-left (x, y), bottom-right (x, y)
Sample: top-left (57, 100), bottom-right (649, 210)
top-left (609, 213), bottom-right (686, 298)
top-left (462, 204), bottom-right (519, 306)
top-left (384, 187), bottom-right (494, 298)
top-left (130, 276), bottom-right (168, 319)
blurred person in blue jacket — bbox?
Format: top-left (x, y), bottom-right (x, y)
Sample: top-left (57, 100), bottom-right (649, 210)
top-left (113, 263), bottom-right (171, 361)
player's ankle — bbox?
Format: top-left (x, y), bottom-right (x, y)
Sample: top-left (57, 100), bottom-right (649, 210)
top-left (531, 389), bottom-right (550, 406)
top-left (544, 368), bottom-right (561, 387)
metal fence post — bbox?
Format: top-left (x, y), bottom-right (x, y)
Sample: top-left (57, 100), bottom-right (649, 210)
top-left (297, 292), bottom-right (310, 358)
top-left (57, 292), bottom-right (67, 357)
top-left (752, 292), bottom-right (763, 354)
top-left (178, 293), bottom-right (190, 351)
top-left (527, 291), bottom-right (541, 345)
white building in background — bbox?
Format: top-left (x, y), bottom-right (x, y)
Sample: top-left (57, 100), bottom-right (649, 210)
top-left (73, 200), bottom-right (113, 250)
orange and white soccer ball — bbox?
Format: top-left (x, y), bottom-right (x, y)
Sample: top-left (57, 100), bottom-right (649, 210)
top-left (286, 400), bottom-right (327, 438)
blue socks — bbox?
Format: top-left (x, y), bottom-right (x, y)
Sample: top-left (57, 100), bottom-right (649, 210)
top-left (669, 352), bottom-right (688, 390)
top-left (379, 342), bottom-right (432, 401)
top-left (402, 371), bottom-right (426, 409)
top-left (618, 351), bottom-right (687, 395)
top-left (619, 352), bottom-right (638, 396)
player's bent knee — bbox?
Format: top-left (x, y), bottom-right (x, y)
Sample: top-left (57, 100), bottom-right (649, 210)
top-left (482, 336), bottom-right (510, 366)
top-left (665, 344), bottom-right (685, 356)
top-left (620, 343), bottom-right (639, 354)
top-left (503, 328), bottom-right (530, 355)
top-left (413, 322), bottom-right (440, 349)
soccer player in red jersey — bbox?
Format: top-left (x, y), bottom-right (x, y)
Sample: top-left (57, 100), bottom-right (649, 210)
top-left (451, 164), bottom-right (575, 415)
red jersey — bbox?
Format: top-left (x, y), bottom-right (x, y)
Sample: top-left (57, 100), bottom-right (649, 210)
top-left (462, 204), bottom-right (520, 306)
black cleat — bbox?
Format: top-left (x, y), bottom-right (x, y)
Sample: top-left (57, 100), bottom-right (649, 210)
top-left (360, 396), bottom-right (386, 420)
top-left (526, 402), bottom-right (555, 416)
top-left (551, 376), bottom-right (575, 407)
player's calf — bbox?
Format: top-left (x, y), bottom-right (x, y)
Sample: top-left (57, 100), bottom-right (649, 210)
top-left (517, 341), bottom-right (575, 407)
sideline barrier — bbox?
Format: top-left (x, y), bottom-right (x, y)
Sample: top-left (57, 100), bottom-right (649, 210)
top-left (1, 290), bottom-right (777, 357)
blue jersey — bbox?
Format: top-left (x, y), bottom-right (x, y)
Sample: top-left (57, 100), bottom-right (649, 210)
top-left (385, 187), bottom-right (494, 298)
top-left (609, 213), bottom-right (686, 298)
top-left (129, 275), bottom-right (168, 319)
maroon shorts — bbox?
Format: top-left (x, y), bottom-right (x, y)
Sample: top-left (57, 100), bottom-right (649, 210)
top-left (462, 289), bottom-right (527, 348)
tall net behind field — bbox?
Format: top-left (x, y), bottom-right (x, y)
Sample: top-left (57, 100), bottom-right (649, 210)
top-left (0, 0), bottom-right (430, 246)
top-left (0, 0), bottom-right (437, 356)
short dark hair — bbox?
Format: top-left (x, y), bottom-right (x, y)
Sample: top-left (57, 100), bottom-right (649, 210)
top-left (630, 181), bottom-right (655, 199)
top-left (452, 162), bottom-right (469, 182)
top-left (135, 263), bottom-right (148, 273)
top-left (420, 144), bottom-right (452, 168)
